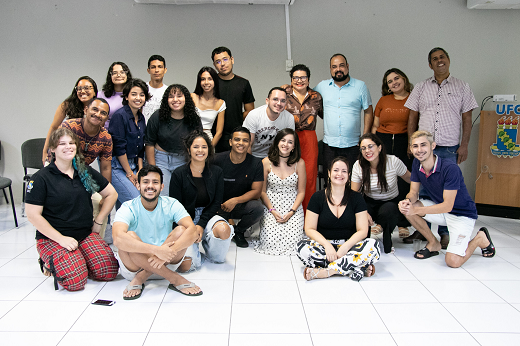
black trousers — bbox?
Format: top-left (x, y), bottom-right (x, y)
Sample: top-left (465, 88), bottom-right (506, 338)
top-left (364, 195), bottom-right (400, 254)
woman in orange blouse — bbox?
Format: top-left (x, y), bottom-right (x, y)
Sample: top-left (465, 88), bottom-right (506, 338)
top-left (284, 64), bottom-right (323, 212)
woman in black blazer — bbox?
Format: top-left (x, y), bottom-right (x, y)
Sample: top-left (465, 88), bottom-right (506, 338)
top-left (169, 130), bottom-right (234, 271)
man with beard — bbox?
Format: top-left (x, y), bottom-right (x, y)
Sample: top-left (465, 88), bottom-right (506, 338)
top-left (314, 54), bottom-right (373, 175)
top-left (243, 87), bottom-right (295, 158)
top-left (112, 165), bottom-right (202, 300)
top-left (47, 98), bottom-right (113, 239)
top-left (212, 46), bottom-right (255, 153)
top-left (398, 131), bottom-right (494, 267)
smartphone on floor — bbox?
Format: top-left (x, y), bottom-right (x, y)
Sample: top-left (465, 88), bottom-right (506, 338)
top-left (91, 299), bottom-right (115, 306)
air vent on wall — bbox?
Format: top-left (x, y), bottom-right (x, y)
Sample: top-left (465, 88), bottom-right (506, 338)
top-left (468, 0), bottom-right (520, 9)
top-left (135, 0), bottom-right (295, 4)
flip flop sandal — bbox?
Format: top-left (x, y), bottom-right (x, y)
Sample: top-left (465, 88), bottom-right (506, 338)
top-left (168, 282), bottom-right (203, 296)
top-left (398, 227), bottom-right (410, 238)
top-left (371, 224), bottom-right (383, 235)
top-left (123, 283), bottom-right (145, 300)
top-left (414, 247), bottom-right (440, 259)
top-left (363, 264), bottom-right (376, 277)
top-left (479, 227), bottom-right (496, 258)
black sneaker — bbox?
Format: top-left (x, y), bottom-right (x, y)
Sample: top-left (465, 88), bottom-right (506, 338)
top-left (233, 232), bottom-right (249, 248)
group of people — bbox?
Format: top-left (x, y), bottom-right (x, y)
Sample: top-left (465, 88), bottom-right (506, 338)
top-left (25, 46), bottom-right (496, 299)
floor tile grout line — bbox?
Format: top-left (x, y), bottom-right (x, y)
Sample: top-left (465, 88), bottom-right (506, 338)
top-left (227, 244), bottom-right (238, 346)
top-left (141, 285), bottom-right (169, 346)
top-left (291, 254), bottom-right (314, 346)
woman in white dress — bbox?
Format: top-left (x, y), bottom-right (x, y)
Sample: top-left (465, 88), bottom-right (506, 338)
top-left (191, 67), bottom-right (226, 149)
top-left (255, 128), bottom-right (306, 256)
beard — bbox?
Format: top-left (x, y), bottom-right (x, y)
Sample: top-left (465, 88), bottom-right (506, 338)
top-left (332, 71), bottom-right (349, 82)
top-left (141, 189), bottom-right (160, 203)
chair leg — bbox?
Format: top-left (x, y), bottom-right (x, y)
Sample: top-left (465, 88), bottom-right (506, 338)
top-left (8, 186), bottom-right (18, 228)
top-left (22, 181), bottom-right (27, 217)
top-left (2, 188), bottom-right (7, 204)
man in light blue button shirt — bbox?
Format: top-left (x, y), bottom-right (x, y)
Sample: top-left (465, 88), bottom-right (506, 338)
top-left (314, 54), bottom-right (373, 176)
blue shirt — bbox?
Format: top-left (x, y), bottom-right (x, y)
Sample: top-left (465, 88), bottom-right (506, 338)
top-left (314, 77), bottom-right (372, 148)
top-left (108, 105), bottom-right (146, 159)
top-left (114, 196), bottom-right (190, 246)
top-left (410, 155), bottom-right (477, 219)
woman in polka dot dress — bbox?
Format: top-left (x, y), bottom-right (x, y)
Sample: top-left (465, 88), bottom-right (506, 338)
top-left (254, 128), bottom-right (306, 255)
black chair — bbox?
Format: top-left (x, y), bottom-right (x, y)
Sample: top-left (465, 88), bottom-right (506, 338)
top-left (317, 140), bottom-right (325, 190)
top-left (21, 138), bottom-right (45, 216)
top-left (0, 177), bottom-right (18, 228)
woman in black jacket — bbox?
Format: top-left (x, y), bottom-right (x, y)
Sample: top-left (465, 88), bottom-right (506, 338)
top-left (169, 130), bottom-right (234, 271)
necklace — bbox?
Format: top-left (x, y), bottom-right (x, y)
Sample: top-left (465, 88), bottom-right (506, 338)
top-left (82, 119), bottom-right (101, 152)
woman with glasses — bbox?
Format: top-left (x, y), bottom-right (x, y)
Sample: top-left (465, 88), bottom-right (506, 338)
top-left (99, 61), bottom-right (133, 129)
top-left (42, 76), bottom-right (98, 164)
top-left (191, 67), bottom-right (226, 149)
top-left (145, 84), bottom-right (203, 196)
top-left (284, 64), bottom-right (323, 212)
top-left (351, 133), bottom-right (411, 254)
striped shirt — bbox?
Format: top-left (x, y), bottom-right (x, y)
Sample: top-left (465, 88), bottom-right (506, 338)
top-left (404, 75), bottom-right (477, 146)
top-left (352, 155), bottom-right (407, 200)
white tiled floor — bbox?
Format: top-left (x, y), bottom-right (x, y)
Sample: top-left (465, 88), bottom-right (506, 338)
top-left (0, 202), bottom-right (519, 345)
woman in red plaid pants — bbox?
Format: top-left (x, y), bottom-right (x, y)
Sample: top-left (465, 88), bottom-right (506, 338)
top-left (26, 127), bottom-right (119, 291)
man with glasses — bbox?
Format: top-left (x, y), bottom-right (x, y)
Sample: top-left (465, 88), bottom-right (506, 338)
top-left (211, 46), bottom-right (255, 153)
top-left (314, 53), bottom-right (373, 175)
top-left (243, 87), bottom-right (295, 159)
top-left (142, 55), bottom-right (168, 123)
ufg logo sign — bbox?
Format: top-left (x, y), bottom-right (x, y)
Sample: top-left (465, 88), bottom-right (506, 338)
top-left (490, 115), bottom-right (520, 158)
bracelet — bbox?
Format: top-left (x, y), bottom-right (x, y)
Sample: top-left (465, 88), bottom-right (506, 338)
top-left (290, 209), bottom-right (296, 213)
top-left (93, 220), bottom-right (103, 226)
top-left (126, 172), bottom-right (133, 178)
top-left (269, 208), bottom-right (276, 212)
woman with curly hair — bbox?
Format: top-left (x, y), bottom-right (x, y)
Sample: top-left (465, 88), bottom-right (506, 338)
top-left (98, 61), bottom-right (133, 129)
top-left (108, 78), bottom-right (150, 208)
top-left (42, 76), bottom-right (98, 164)
top-left (26, 127), bottom-right (119, 291)
top-left (145, 84), bottom-right (203, 195)
top-left (254, 128), bottom-right (306, 256)
top-left (191, 67), bottom-right (226, 148)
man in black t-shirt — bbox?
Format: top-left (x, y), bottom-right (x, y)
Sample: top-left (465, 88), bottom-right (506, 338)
top-left (212, 46), bottom-right (255, 153)
top-left (214, 126), bottom-right (264, 247)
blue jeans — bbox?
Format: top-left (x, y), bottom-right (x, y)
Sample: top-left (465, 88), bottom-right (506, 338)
top-left (420, 145), bottom-right (459, 236)
top-left (154, 149), bottom-right (186, 196)
top-left (185, 207), bottom-right (234, 271)
top-left (111, 157), bottom-right (140, 209)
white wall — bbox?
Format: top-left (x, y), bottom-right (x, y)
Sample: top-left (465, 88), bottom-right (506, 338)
top-left (1, 0), bottom-right (519, 202)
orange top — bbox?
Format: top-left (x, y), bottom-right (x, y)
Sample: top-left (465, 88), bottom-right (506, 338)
top-left (374, 94), bottom-right (410, 134)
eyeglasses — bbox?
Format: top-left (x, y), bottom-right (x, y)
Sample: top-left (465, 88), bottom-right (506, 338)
top-left (110, 70), bottom-right (128, 76)
top-left (75, 86), bottom-right (94, 92)
top-left (291, 76), bottom-right (308, 81)
top-left (214, 57), bottom-right (229, 66)
top-left (360, 144), bottom-right (377, 152)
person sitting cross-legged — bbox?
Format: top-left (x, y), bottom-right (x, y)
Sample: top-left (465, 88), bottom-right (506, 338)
top-left (398, 131), bottom-right (495, 267)
top-left (112, 165), bottom-right (202, 299)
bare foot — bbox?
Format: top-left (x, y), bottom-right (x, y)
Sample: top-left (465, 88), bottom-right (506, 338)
top-left (364, 264), bottom-right (375, 277)
top-left (42, 267), bottom-right (51, 277)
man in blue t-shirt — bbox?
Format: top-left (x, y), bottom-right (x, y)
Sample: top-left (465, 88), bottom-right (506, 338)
top-left (398, 131), bottom-right (495, 268)
top-left (113, 165), bottom-right (202, 299)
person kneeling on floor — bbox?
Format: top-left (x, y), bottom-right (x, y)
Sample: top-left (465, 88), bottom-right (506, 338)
top-left (398, 131), bottom-right (495, 267)
top-left (112, 165), bottom-right (202, 299)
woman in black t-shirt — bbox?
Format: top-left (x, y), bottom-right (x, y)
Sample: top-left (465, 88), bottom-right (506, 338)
top-left (26, 128), bottom-right (119, 291)
top-left (296, 157), bottom-right (381, 281)
top-left (145, 84), bottom-right (203, 196)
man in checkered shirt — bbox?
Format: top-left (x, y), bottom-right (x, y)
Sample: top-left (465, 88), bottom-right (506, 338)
top-left (404, 47), bottom-right (478, 248)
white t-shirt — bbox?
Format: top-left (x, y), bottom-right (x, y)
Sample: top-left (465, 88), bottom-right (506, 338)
top-left (243, 104), bottom-right (295, 159)
top-left (351, 155), bottom-right (407, 200)
top-left (142, 82), bottom-right (168, 123)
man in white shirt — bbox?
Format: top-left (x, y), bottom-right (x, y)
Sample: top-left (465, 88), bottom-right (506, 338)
top-left (142, 55), bottom-right (168, 122)
top-left (243, 87), bottom-right (295, 158)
